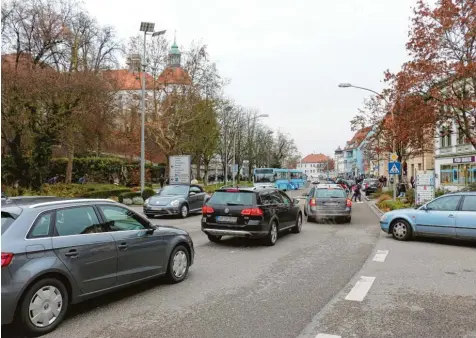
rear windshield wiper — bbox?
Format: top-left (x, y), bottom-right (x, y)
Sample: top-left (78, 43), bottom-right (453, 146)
top-left (226, 202), bottom-right (244, 206)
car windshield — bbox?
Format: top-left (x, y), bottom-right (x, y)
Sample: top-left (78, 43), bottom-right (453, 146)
top-left (208, 191), bottom-right (255, 205)
top-left (158, 185), bottom-right (188, 196)
top-left (315, 189), bottom-right (347, 198)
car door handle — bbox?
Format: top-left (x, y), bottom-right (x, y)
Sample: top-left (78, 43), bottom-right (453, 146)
top-left (64, 249), bottom-right (78, 257)
top-left (118, 243), bottom-right (128, 250)
top-left (448, 214), bottom-right (455, 218)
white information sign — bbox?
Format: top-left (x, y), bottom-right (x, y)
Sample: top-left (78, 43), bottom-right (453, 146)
top-left (169, 155), bottom-right (191, 184)
top-left (415, 170), bottom-right (435, 205)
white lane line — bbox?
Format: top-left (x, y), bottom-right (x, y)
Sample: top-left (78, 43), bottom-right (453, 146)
top-left (372, 249), bottom-right (389, 262)
top-left (345, 276), bottom-right (376, 301)
top-left (316, 334), bottom-right (341, 338)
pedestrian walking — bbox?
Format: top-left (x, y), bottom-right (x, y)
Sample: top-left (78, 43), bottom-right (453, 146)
top-left (159, 175), bottom-right (165, 189)
top-left (410, 176), bottom-right (415, 189)
top-left (352, 183), bottom-right (362, 202)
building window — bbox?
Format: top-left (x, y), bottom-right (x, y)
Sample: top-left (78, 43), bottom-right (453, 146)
top-left (457, 127), bottom-right (468, 145)
top-left (439, 127), bottom-right (452, 148)
top-left (440, 164), bottom-right (476, 185)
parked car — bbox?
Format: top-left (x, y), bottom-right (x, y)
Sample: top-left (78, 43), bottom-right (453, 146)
top-left (201, 187), bottom-right (302, 246)
top-left (380, 192), bottom-right (476, 241)
top-left (1, 197), bottom-right (194, 336)
top-left (144, 184), bottom-right (207, 218)
top-left (362, 179), bottom-right (379, 194)
top-left (303, 184), bottom-right (352, 223)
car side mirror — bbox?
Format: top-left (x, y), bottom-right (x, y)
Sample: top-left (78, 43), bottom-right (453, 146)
top-left (420, 205), bottom-right (428, 211)
top-left (293, 198), bottom-right (300, 205)
top-left (189, 192), bottom-right (196, 196)
top-left (145, 227), bottom-right (155, 235)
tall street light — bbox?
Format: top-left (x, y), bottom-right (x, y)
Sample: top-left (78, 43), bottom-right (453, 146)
top-left (223, 106), bottom-right (233, 185)
top-left (338, 82), bottom-right (396, 200)
top-left (139, 22), bottom-right (166, 193)
top-left (232, 114), bottom-right (269, 186)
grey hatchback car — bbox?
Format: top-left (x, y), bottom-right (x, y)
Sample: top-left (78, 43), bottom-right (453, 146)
top-left (1, 197), bottom-right (194, 336)
top-left (303, 184), bottom-right (352, 223)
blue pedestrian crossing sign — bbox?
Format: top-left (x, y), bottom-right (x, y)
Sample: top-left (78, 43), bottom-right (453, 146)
top-left (388, 161), bottom-right (401, 175)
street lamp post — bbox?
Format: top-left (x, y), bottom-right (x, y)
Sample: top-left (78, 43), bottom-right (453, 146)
top-left (338, 82), bottom-right (397, 200)
top-left (232, 114), bottom-right (269, 186)
top-left (139, 22), bottom-right (166, 193)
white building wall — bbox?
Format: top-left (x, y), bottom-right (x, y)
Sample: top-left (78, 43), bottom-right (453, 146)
top-left (434, 120), bottom-right (476, 191)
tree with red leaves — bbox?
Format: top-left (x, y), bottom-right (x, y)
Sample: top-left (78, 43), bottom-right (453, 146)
top-left (402, 0), bottom-right (476, 148)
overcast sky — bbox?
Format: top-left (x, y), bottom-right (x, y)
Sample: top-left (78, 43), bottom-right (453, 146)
top-left (84, 0), bottom-right (415, 158)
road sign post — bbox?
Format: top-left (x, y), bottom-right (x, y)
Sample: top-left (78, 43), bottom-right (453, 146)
top-left (388, 161), bottom-right (401, 200)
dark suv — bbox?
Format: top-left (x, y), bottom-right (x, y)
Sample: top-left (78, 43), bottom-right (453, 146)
top-left (201, 188), bottom-right (303, 246)
top-left (1, 197), bottom-right (194, 336)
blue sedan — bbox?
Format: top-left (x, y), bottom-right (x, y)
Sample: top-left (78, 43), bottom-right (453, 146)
top-left (380, 192), bottom-right (476, 241)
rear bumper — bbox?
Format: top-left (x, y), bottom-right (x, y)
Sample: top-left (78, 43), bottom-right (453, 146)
top-left (202, 228), bottom-right (268, 238)
top-left (1, 288), bottom-right (17, 325)
top-left (308, 209), bottom-right (351, 219)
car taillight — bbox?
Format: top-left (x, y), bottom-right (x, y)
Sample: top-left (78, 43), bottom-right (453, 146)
top-left (241, 208), bottom-right (263, 216)
top-left (202, 205), bottom-right (214, 214)
top-left (226, 188), bottom-right (239, 192)
top-left (310, 198), bottom-right (317, 206)
top-left (1, 253), bottom-right (13, 268)
top-left (346, 199), bottom-right (352, 207)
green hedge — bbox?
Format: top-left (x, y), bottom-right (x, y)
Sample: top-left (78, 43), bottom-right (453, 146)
top-left (119, 191), bottom-right (142, 203)
top-left (81, 188), bottom-right (131, 198)
top-left (48, 157), bottom-right (125, 183)
top-left (142, 188), bottom-right (156, 200)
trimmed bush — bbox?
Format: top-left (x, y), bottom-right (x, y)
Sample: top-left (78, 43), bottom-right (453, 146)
top-left (132, 196), bottom-right (144, 205)
top-left (142, 188), bottom-right (156, 200)
top-left (39, 183), bottom-right (128, 198)
top-left (81, 188), bottom-right (131, 198)
top-left (48, 157), bottom-right (125, 183)
top-left (119, 191), bottom-right (141, 203)
top-left (377, 199), bottom-right (410, 212)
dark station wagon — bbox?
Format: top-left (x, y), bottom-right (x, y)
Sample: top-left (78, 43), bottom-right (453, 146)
top-left (201, 187), bottom-right (303, 246)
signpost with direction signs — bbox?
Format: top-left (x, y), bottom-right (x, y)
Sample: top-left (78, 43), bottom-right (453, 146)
top-left (169, 155), bottom-right (192, 184)
top-left (415, 170), bottom-right (435, 205)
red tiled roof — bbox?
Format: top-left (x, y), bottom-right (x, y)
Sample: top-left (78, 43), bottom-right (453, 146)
top-left (101, 69), bottom-right (157, 91)
top-left (301, 153), bottom-right (330, 163)
top-left (344, 127), bottom-right (372, 149)
top-left (158, 67), bottom-right (192, 86)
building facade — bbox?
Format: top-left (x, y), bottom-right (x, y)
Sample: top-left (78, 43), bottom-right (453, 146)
top-left (342, 127), bottom-right (372, 177)
top-left (434, 121), bottom-right (476, 191)
top-left (297, 154), bottom-right (332, 177)
top-left (334, 146), bottom-right (345, 175)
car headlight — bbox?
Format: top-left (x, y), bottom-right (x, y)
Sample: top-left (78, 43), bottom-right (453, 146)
top-left (170, 200), bottom-right (180, 207)
top-left (380, 214), bottom-right (387, 222)
top-left (144, 198), bottom-right (150, 205)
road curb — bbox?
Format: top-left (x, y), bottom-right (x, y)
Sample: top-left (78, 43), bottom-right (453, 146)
top-left (364, 197), bottom-right (383, 218)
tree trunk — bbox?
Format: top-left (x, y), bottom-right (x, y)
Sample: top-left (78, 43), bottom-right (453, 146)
top-left (196, 156), bottom-right (202, 181)
top-left (203, 161), bottom-right (209, 185)
top-left (65, 143), bottom-right (74, 184)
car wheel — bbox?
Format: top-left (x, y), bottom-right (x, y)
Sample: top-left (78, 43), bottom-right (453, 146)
top-left (180, 204), bottom-right (189, 218)
top-left (166, 245), bottom-right (190, 283)
top-left (346, 216), bottom-right (351, 223)
top-left (264, 221), bottom-right (278, 246)
top-left (19, 278), bottom-right (69, 336)
top-left (207, 234), bottom-right (222, 243)
top-left (292, 213), bottom-right (303, 233)
top-left (391, 219), bottom-right (412, 241)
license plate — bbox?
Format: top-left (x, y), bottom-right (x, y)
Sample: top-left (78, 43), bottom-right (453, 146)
top-left (150, 207), bottom-right (163, 210)
top-left (325, 203), bottom-right (338, 206)
top-left (216, 216), bottom-right (237, 223)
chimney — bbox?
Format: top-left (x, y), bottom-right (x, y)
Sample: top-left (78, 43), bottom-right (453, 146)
top-left (126, 54), bottom-right (141, 73)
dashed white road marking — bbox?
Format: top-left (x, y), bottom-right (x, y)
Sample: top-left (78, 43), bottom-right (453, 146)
top-left (345, 276), bottom-right (376, 302)
top-left (315, 334), bottom-right (341, 338)
top-left (372, 249), bottom-right (389, 262)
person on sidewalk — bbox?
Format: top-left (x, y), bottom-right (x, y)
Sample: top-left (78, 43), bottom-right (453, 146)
top-left (352, 183), bottom-right (362, 202)
top-left (410, 176), bottom-right (415, 189)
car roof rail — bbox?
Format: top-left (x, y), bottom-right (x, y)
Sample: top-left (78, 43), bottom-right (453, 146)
top-left (29, 199), bottom-right (115, 208)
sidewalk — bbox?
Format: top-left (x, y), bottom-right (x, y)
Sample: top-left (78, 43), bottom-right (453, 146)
top-left (298, 202), bottom-right (476, 338)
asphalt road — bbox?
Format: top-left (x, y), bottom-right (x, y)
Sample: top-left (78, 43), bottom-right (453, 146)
top-left (4, 189), bottom-right (474, 338)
